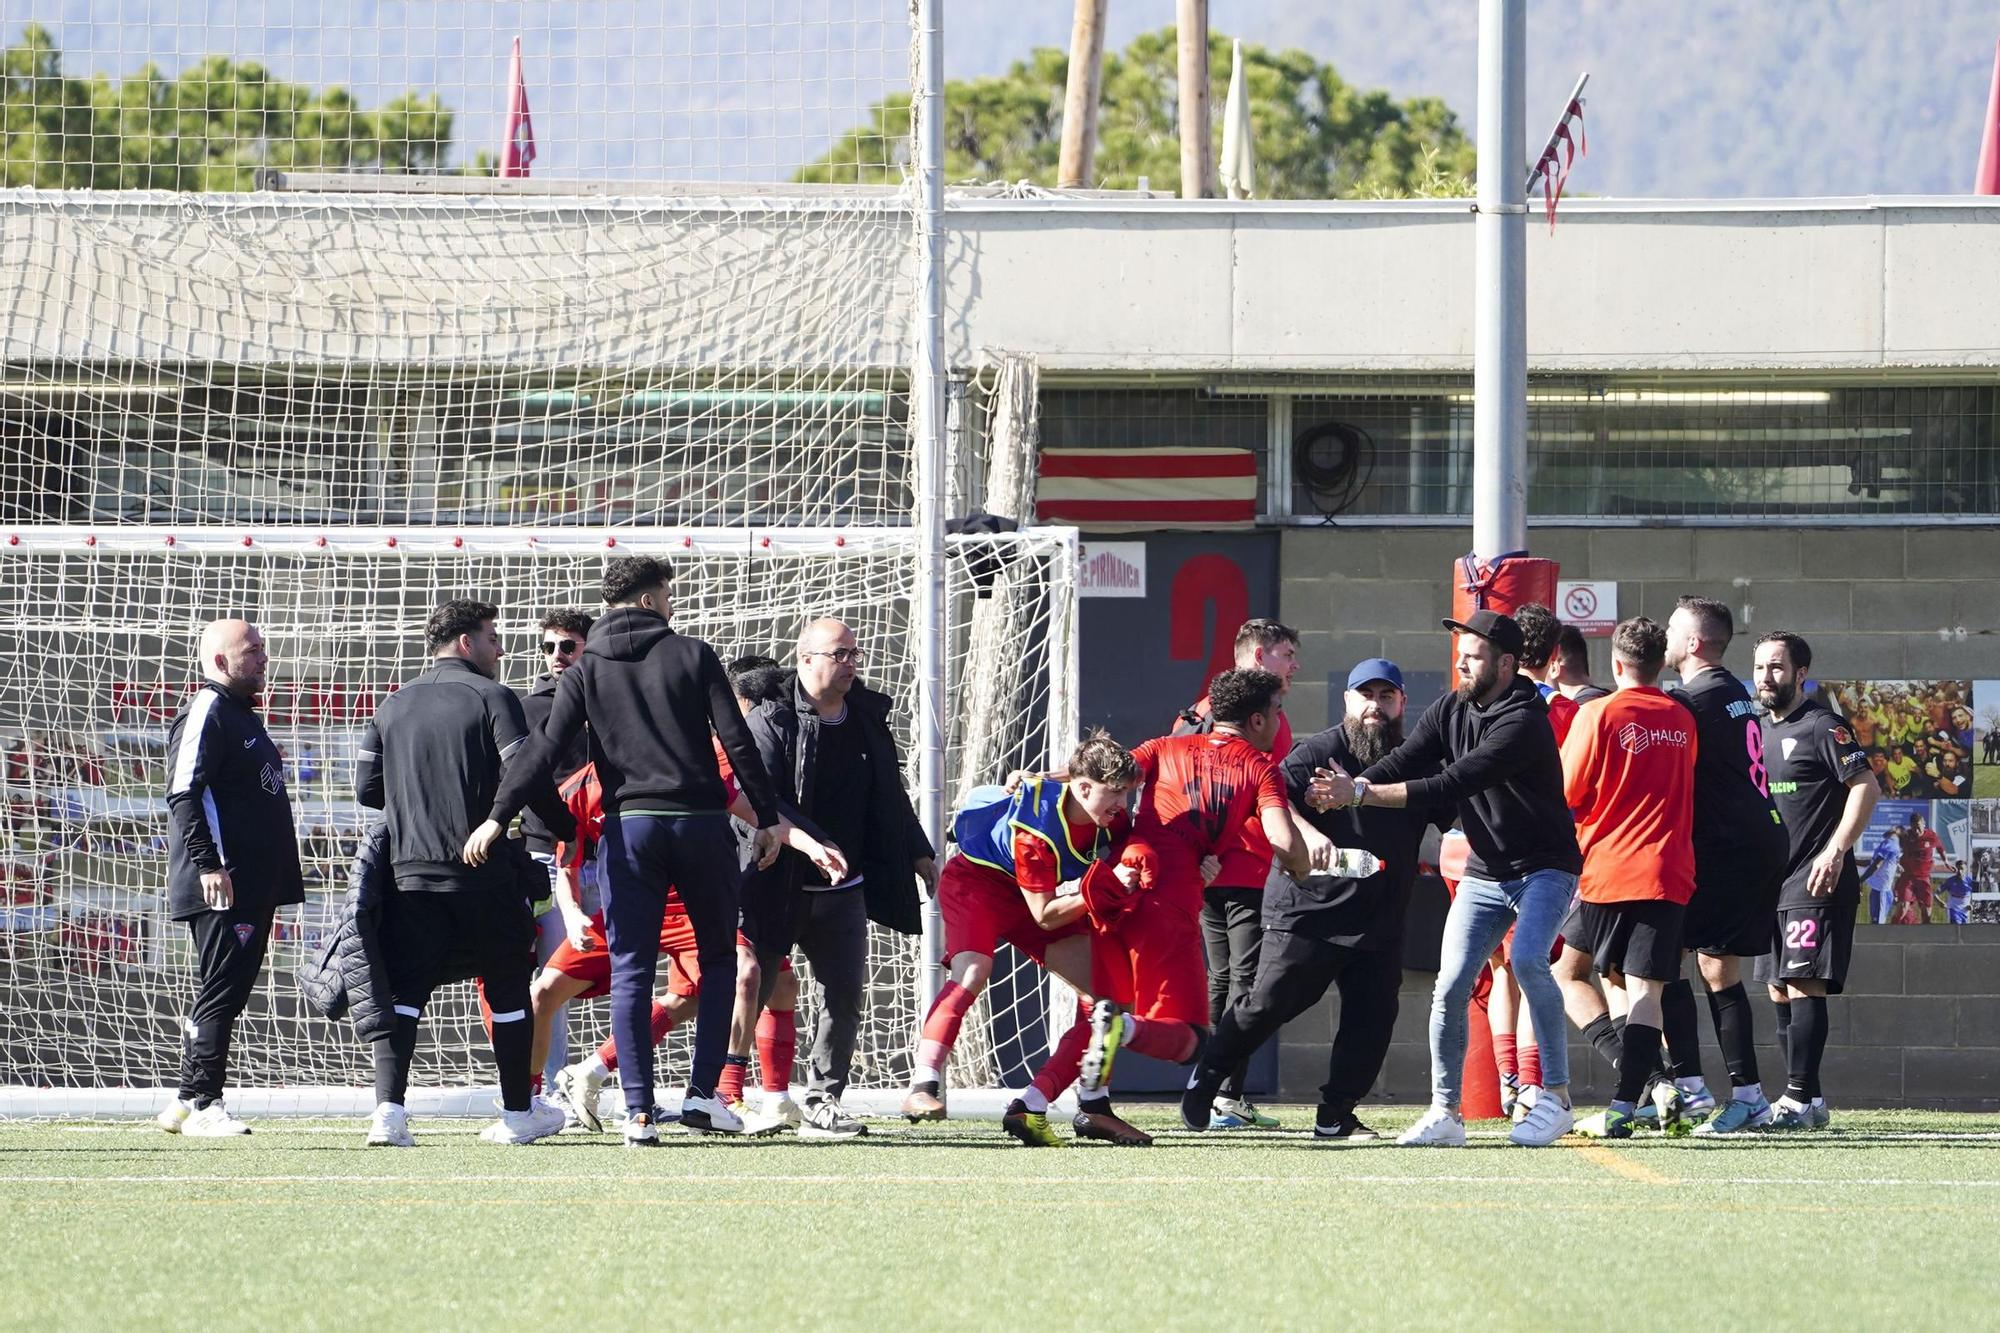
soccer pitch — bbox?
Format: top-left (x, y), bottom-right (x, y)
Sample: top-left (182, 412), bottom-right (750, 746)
top-left (4, 1107), bottom-right (1998, 1329)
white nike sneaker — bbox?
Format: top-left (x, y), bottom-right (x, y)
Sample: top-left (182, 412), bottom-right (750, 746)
top-left (155, 1097), bottom-right (192, 1134)
top-left (680, 1092), bottom-right (745, 1135)
top-left (1507, 1093), bottom-right (1574, 1147)
top-left (479, 1097), bottom-right (567, 1145)
top-left (556, 1062), bottom-right (608, 1134)
top-left (366, 1101), bottom-right (414, 1148)
top-left (181, 1100), bottom-right (252, 1137)
top-left (1396, 1105), bottom-right (1467, 1147)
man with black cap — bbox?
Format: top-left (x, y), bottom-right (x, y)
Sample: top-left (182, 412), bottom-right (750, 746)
top-left (1179, 657), bottom-right (1451, 1142)
top-left (1312, 610), bottom-right (1582, 1148)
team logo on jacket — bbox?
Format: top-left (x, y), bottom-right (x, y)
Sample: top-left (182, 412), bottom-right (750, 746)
top-left (1618, 722), bottom-right (1651, 755)
top-left (234, 923), bottom-right (256, 945)
top-left (260, 762), bottom-right (283, 795)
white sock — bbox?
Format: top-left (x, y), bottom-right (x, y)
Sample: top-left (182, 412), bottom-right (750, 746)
top-left (1733, 1082), bottom-right (1763, 1103)
top-left (914, 1064), bottom-right (942, 1086)
top-left (579, 1054), bottom-right (609, 1080)
top-left (1812, 1096), bottom-right (1826, 1109)
top-left (1019, 1086), bottom-right (1049, 1114)
top-left (1674, 1076), bottom-right (1707, 1095)
top-left (765, 1086), bottom-right (791, 1106)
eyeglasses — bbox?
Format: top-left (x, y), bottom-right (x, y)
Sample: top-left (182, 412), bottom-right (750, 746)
top-left (541, 638), bottom-right (579, 656)
top-left (804, 648), bottom-right (866, 666)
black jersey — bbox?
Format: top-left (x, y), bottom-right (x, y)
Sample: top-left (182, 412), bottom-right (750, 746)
top-left (164, 681), bottom-right (305, 921)
top-left (1670, 667), bottom-right (1787, 890)
top-left (1762, 697), bottom-right (1872, 908)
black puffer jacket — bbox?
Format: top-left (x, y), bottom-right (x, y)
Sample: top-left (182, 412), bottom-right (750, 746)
top-left (297, 822), bottom-right (395, 1042)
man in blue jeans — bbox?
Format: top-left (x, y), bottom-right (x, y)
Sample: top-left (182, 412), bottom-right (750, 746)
top-left (1311, 609), bottom-right (1582, 1147)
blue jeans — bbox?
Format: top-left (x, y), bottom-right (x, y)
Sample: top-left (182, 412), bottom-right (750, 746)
top-left (1428, 868), bottom-right (1575, 1109)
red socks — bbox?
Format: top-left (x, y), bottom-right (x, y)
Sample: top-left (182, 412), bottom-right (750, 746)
top-left (1494, 1031), bottom-right (1519, 1080)
top-left (1030, 1014), bottom-right (1091, 1102)
top-left (718, 1055), bottom-right (748, 1104)
top-left (1519, 1043), bottom-right (1543, 1088)
top-left (915, 981), bottom-right (979, 1078)
top-left (757, 1008), bottom-right (797, 1094)
top-left (594, 999), bottom-right (676, 1074)
top-left (1121, 1015), bottom-right (1198, 1064)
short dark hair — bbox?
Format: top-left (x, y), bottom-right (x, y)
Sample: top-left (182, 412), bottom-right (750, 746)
top-left (1756, 630), bottom-right (1812, 672)
top-left (1069, 728), bottom-right (1139, 786)
top-left (1233, 618), bottom-right (1299, 657)
top-left (1555, 624), bottom-right (1591, 674)
top-left (539, 607), bottom-right (594, 640)
top-left (1513, 603), bottom-right (1561, 670)
top-left (1675, 595), bottom-right (1733, 650)
top-left (1611, 615), bottom-right (1667, 681)
top-left (727, 655), bottom-right (786, 706)
top-left (1208, 668), bottom-right (1283, 725)
top-left (601, 556), bottom-right (673, 606)
top-left (426, 599), bottom-right (498, 652)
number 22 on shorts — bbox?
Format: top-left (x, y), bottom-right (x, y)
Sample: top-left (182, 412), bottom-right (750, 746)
top-left (1785, 917), bottom-right (1819, 951)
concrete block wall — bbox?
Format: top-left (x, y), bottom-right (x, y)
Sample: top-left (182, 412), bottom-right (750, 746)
top-left (1273, 526), bottom-right (2000, 1111)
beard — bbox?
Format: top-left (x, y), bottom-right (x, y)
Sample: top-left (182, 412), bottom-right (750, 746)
top-left (1341, 713), bottom-right (1405, 768)
top-left (1757, 680), bottom-right (1797, 714)
top-left (1454, 657), bottom-right (1501, 704)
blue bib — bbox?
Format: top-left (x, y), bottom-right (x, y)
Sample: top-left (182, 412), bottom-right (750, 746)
top-left (952, 777), bottom-right (1106, 882)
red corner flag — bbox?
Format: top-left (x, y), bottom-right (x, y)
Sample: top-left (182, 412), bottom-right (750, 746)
top-left (1978, 38), bottom-right (2000, 193)
top-left (500, 35), bottom-right (536, 178)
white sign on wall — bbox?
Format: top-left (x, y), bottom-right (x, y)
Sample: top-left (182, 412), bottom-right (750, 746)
top-left (1557, 580), bottom-right (1618, 637)
top-left (1078, 542), bottom-right (1147, 598)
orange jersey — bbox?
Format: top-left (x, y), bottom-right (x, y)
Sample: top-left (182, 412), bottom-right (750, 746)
top-left (1560, 687), bottom-right (1697, 905)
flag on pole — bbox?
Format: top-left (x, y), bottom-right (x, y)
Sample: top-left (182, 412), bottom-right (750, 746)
top-left (1035, 448), bottom-right (1258, 530)
top-left (1977, 37), bottom-right (2000, 194)
top-left (1219, 39), bottom-right (1256, 200)
top-left (500, 35), bottom-right (536, 178)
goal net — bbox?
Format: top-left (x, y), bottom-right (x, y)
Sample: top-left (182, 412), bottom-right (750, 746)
top-left (0, 527), bottom-right (1076, 1115)
top-left (0, 6), bottom-right (1079, 1116)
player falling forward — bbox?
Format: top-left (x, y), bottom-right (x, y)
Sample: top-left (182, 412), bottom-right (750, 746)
top-left (1072, 670), bottom-right (1319, 1147)
top-left (895, 733), bottom-right (1135, 1141)
top-left (1860, 825), bottom-right (1902, 926)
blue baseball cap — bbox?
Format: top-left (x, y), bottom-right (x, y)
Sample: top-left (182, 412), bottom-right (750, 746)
top-left (1346, 658), bottom-right (1405, 692)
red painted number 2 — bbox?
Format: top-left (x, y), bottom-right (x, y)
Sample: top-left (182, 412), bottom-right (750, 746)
top-left (1745, 720), bottom-right (1769, 797)
top-left (1784, 918), bottom-right (1819, 951)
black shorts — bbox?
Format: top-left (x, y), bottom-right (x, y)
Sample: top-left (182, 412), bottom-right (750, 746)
top-left (1683, 872), bottom-right (1780, 959)
top-left (1562, 897), bottom-right (1685, 982)
top-left (1751, 901), bottom-right (1857, 995)
top-left (381, 879), bottom-right (536, 1011)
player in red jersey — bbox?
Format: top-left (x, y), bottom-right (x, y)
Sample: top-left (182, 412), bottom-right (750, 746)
top-left (894, 732), bottom-right (1137, 1139)
top-left (1072, 669), bottom-right (1320, 1146)
top-left (1892, 812), bottom-right (1945, 925)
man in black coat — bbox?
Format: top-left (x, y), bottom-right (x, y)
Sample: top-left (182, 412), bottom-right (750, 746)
top-left (519, 606), bottom-right (593, 1097)
top-left (157, 618), bottom-right (304, 1137)
top-left (739, 616), bottom-right (937, 1139)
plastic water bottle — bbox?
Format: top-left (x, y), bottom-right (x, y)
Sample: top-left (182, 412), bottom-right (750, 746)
top-left (1315, 847), bottom-right (1383, 880)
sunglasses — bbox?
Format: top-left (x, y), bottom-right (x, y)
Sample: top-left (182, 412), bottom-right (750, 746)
top-left (541, 638), bottom-right (579, 655)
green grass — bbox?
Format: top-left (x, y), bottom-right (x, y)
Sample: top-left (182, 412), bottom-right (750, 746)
top-left (4, 1106), bottom-right (1999, 1330)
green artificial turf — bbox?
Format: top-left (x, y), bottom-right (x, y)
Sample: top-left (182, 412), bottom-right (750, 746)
top-left (3, 1106), bottom-right (1998, 1330)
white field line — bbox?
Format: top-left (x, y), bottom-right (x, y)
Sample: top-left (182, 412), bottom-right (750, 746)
top-left (5, 1172), bottom-right (2000, 1189)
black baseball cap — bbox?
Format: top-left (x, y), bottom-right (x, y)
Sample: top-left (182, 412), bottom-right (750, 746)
top-left (1442, 608), bottom-right (1526, 658)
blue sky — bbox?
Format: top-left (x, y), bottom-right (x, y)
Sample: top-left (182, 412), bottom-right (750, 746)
top-left (22, 1), bottom-right (2000, 195)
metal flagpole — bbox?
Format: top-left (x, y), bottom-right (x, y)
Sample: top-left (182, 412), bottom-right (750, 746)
top-left (1472, 0), bottom-right (1528, 562)
top-left (912, 0), bottom-right (949, 1015)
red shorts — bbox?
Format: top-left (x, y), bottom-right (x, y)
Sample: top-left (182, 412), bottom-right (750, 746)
top-left (1899, 873), bottom-right (1933, 909)
top-left (541, 907), bottom-right (792, 999)
top-left (939, 856), bottom-right (1085, 965)
top-left (1089, 892), bottom-right (1207, 1025)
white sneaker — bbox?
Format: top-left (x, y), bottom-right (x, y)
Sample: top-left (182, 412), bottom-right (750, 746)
top-left (1508, 1093), bottom-right (1574, 1147)
top-left (766, 1093), bottom-right (803, 1127)
top-left (181, 1100), bottom-right (252, 1137)
top-left (680, 1092), bottom-right (745, 1135)
top-left (556, 1062), bottom-right (607, 1133)
top-left (155, 1097), bottom-right (192, 1134)
top-left (743, 1093), bottom-right (801, 1136)
top-left (1509, 1084), bottom-right (1540, 1125)
top-left (623, 1114), bottom-right (661, 1148)
top-left (366, 1101), bottom-right (414, 1148)
top-left (1395, 1105), bottom-right (1467, 1147)
top-left (479, 1097), bottom-right (567, 1145)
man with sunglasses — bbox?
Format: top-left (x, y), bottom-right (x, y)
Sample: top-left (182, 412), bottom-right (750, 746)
top-left (518, 609), bottom-right (594, 1105)
top-left (739, 617), bottom-right (937, 1138)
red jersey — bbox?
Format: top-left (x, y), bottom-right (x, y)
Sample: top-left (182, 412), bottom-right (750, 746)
top-left (556, 760), bottom-right (737, 920)
top-left (1901, 827), bottom-right (1945, 881)
top-left (1172, 696), bottom-right (1293, 890)
top-left (1126, 733), bottom-right (1288, 911)
top-left (1546, 690), bottom-right (1579, 747)
top-left (1560, 687), bottom-right (1697, 905)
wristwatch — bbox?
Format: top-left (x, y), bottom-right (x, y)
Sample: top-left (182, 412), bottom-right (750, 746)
top-left (1348, 778), bottom-right (1369, 808)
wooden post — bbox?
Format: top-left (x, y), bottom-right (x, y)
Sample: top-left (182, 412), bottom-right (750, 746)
top-left (1176, 0), bottom-right (1211, 198)
top-left (1057, 0), bottom-right (1108, 188)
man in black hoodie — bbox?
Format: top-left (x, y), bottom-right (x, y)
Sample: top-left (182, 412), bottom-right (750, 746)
top-left (520, 607), bottom-right (593, 1100)
top-left (738, 616), bottom-right (937, 1139)
top-left (473, 557), bottom-right (782, 1144)
top-left (1313, 609), bottom-right (1582, 1148)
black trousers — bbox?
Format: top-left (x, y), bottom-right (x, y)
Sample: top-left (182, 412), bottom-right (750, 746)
top-left (375, 883), bottom-right (537, 1109)
top-left (1201, 886), bottom-right (1265, 1098)
top-left (176, 903), bottom-right (277, 1103)
top-left (1201, 927), bottom-right (1402, 1114)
